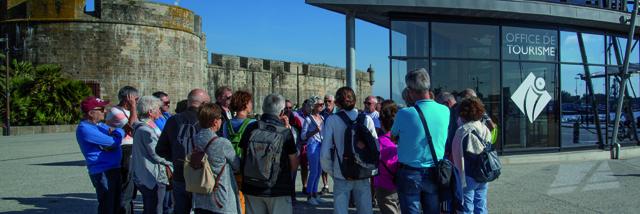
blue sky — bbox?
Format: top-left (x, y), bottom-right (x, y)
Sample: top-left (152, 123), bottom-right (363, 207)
top-left (89, 0), bottom-right (390, 97)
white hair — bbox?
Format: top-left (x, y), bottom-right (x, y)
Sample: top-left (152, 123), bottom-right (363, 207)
top-left (405, 68), bottom-right (431, 93)
top-left (324, 94), bottom-right (335, 100)
top-left (262, 93), bottom-right (286, 116)
top-left (137, 96), bottom-right (162, 118)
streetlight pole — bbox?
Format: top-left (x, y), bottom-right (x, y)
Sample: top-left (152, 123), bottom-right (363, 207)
top-left (1, 34), bottom-right (9, 136)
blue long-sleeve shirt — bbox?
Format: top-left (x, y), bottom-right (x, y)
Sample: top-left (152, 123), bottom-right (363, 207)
top-left (76, 120), bottom-right (125, 175)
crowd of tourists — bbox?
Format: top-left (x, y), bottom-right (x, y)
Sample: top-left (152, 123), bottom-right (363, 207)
top-left (76, 68), bottom-right (501, 214)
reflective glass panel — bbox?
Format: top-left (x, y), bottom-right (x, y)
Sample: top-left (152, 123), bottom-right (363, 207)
top-left (503, 62), bottom-right (559, 149)
top-left (391, 21), bottom-right (429, 57)
top-left (503, 27), bottom-right (558, 61)
top-left (390, 59), bottom-right (429, 105)
top-left (432, 22), bottom-right (499, 59)
top-left (560, 31), bottom-right (605, 64)
top-left (560, 64), bottom-right (606, 148)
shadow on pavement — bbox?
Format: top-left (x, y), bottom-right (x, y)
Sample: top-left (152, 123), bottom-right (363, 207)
top-left (613, 173), bottom-right (640, 177)
top-left (2, 193), bottom-right (96, 214)
top-left (32, 160), bottom-right (86, 167)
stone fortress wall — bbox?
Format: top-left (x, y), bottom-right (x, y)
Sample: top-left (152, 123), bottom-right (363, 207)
top-left (1, 0), bottom-right (372, 114)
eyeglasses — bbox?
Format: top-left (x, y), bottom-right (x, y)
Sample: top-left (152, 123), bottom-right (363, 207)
top-left (325, 100), bottom-right (333, 103)
top-left (364, 101), bottom-right (372, 105)
top-left (315, 103), bottom-right (325, 107)
top-left (91, 107), bottom-right (105, 112)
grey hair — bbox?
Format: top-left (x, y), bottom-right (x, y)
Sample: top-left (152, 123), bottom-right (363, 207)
top-left (137, 96), bottom-right (162, 118)
top-left (117, 86), bottom-right (139, 102)
top-left (308, 96), bottom-right (322, 105)
top-left (262, 93), bottom-right (286, 116)
top-left (436, 92), bottom-right (455, 104)
top-left (460, 88), bottom-right (477, 99)
top-left (405, 68), bottom-right (431, 94)
top-left (324, 94), bottom-right (335, 101)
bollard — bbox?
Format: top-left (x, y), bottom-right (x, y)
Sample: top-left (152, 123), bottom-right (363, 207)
top-left (610, 143), bottom-right (621, 159)
top-left (573, 122), bottom-right (580, 144)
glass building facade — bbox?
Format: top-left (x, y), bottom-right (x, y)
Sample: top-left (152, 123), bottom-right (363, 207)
top-left (390, 19), bottom-right (640, 152)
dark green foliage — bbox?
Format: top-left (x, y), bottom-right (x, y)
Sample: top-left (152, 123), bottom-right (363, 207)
top-left (0, 60), bottom-right (92, 125)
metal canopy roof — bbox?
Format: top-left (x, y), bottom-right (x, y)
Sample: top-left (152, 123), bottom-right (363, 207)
top-left (306, 0), bottom-right (640, 33)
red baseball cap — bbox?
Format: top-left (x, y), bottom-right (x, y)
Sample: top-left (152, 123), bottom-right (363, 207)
top-left (81, 96), bottom-right (110, 113)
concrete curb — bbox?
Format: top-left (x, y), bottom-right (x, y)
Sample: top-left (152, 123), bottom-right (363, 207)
top-left (501, 146), bottom-right (640, 165)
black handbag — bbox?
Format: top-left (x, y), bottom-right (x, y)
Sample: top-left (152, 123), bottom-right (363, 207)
top-left (414, 105), bottom-right (454, 189)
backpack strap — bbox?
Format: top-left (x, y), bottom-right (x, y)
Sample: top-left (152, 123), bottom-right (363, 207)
top-left (203, 136), bottom-right (218, 152)
top-left (414, 105), bottom-right (439, 164)
top-left (237, 119), bottom-right (252, 135)
top-left (336, 111), bottom-right (354, 126)
top-left (212, 160), bottom-right (226, 208)
top-left (470, 129), bottom-right (490, 147)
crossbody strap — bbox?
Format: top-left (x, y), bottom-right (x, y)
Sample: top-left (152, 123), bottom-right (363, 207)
top-left (414, 105), bottom-right (439, 164)
top-left (470, 129), bottom-right (489, 147)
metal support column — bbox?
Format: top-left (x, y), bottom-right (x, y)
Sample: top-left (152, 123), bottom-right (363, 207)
top-left (612, 0), bottom-right (640, 158)
top-left (611, 38), bottom-right (640, 143)
top-left (577, 33), bottom-right (604, 147)
top-left (346, 11), bottom-right (356, 93)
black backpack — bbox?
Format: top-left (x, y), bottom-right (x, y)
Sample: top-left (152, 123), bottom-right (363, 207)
top-left (334, 111), bottom-right (380, 180)
top-left (243, 121), bottom-right (290, 188)
top-left (468, 130), bottom-right (501, 183)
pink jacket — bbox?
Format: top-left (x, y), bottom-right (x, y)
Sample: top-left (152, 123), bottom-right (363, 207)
top-left (374, 132), bottom-right (398, 191)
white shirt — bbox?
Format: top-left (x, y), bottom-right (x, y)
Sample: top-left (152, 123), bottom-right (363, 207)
top-left (364, 110), bottom-right (381, 129)
top-left (320, 109), bottom-right (378, 180)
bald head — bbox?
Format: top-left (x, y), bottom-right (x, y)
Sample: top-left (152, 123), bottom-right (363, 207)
top-left (364, 95), bottom-right (378, 112)
top-left (187, 88), bottom-right (211, 108)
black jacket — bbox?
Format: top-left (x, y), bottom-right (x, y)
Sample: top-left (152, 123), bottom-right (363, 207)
top-left (156, 107), bottom-right (200, 182)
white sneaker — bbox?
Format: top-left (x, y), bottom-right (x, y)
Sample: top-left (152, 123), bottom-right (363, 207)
top-left (315, 196), bottom-right (327, 203)
top-left (307, 197), bottom-right (319, 206)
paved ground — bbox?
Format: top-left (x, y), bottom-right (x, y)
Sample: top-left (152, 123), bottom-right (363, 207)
top-left (1, 133), bottom-right (639, 213)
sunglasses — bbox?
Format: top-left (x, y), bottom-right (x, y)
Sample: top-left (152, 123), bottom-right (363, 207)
top-left (315, 103), bottom-right (325, 107)
top-left (364, 101), bottom-right (373, 105)
top-left (325, 100), bottom-right (333, 103)
top-left (285, 107), bottom-right (293, 110)
top-left (92, 107), bottom-right (105, 112)
top-left (163, 101), bottom-right (171, 106)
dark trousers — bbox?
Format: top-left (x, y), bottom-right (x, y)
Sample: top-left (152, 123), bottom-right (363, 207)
top-left (139, 183), bottom-right (167, 214)
top-left (163, 189), bottom-right (173, 214)
top-left (172, 181), bottom-right (192, 214)
top-left (90, 168), bottom-right (122, 214)
top-left (194, 208), bottom-right (223, 214)
top-left (120, 145), bottom-right (137, 214)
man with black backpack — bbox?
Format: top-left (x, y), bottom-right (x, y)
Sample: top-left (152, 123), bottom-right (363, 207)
top-left (156, 88), bottom-right (211, 214)
top-left (320, 87), bottom-right (379, 214)
top-left (391, 68), bottom-right (450, 214)
top-left (239, 93), bottom-right (298, 214)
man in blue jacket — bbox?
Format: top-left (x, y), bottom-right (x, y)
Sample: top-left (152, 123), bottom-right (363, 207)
top-left (76, 96), bottom-right (125, 214)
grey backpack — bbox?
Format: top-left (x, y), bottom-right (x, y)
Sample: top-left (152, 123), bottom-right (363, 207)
top-left (243, 121), bottom-right (289, 188)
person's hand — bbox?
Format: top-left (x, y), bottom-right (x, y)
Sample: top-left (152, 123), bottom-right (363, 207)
top-left (127, 94), bottom-right (137, 109)
top-left (280, 115), bottom-right (291, 129)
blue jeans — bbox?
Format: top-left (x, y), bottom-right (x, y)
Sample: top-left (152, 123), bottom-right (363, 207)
top-left (462, 176), bottom-right (488, 214)
top-left (89, 168), bottom-right (121, 214)
top-left (139, 183), bottom-right (167, 214)
top-left (173, 181), bottom-right (192, 214)
top-left (306, 141), bottom-right (322, 195)
top-left (396, 167), bottom-right (440, 214)
top-left (333, 178), bottom-right (372, 214)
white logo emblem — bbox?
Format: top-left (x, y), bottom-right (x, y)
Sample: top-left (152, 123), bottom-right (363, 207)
top-left (511, 72), bottom-right (552, 123)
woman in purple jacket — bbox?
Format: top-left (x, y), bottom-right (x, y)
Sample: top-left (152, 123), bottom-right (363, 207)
top-left (373, 100), bottom-right (400, 214)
